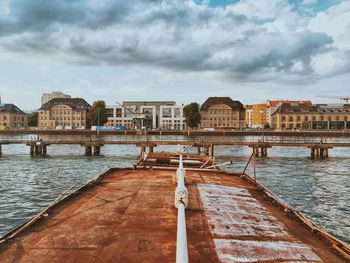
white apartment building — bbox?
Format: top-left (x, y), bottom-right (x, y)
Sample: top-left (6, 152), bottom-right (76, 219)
top-left (106, 105), bottom-right (137, 129)
top-left (160, 105), bottom-right (185, 130)
top-left (106, 101), bottom-right (185, 130)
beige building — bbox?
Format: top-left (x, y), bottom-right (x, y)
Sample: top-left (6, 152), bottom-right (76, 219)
top-left (38, 98), bottom-right (90, 129)
top-left (0, 103), bottom-right (28, 129)
top-left (41, 91), bottom-right (71, 106)
top-left (267, 100), bottom-right (312, 128)
top-left (272, 103), bottom-right (350, 130)
top-left (200, 97), bottom-right (245, 129)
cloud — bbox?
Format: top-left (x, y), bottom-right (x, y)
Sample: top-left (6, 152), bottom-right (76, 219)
top-left (0, 0), bottom-right (344, 84)
top-left (308, 0), bottom-right (350, 76)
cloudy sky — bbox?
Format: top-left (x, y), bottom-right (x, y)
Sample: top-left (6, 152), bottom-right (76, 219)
top-left (0, 0), bottom-right (350, 110)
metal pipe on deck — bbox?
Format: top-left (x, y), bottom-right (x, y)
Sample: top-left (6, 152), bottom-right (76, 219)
top-left (206, 160), bottom-right (233, 169)
top-left (176, 202), bottom-right (188, 263)
top-left (174, 155), bottom-right (189, 263)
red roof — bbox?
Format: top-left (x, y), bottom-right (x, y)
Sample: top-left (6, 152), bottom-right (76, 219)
top-left (267, 100), bottom-right (312, 107)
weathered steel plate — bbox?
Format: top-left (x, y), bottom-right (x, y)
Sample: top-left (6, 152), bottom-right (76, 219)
top-left (0, 169), bottom-right (348, 262)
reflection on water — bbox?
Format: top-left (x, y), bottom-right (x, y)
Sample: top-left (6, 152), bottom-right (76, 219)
top-left (0, 143), bottom-right (349, 243)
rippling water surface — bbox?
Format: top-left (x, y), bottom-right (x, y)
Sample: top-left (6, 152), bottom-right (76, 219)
top-left (0, 142), bottom-right (349, 243)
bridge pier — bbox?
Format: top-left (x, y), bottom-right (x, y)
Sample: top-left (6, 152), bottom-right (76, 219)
top-left (250, 144), bottom-right (270, 158)
top-left (29, 142), bottom-right (48, 157)
top-left (138, 144), bottom-right (157, 158)
top-left (254, 147), bottom-right (263, 157)
top-left (30, 145), bottom-right (34, 156)
top-left (34, 145), bottom-right (39, 156)
top-left (209, 144), bottom-right (214, 158)
top-left (38, 145), bottom-right (43, 156)
top-left (202, 144), bottom-right (215, 158)
top-left (203, 146), bottom-right (209, 156)
top-left (309, 146), bottom-right (331, 159)
top-left (140, 145), bottom-right (146, 158)
top-left (261, 147), bottom-right (268, 157)
top-left (93, 145), bottom-right (101, 156)
top-left (85, 146), bottom-right (92, 156)
top-left (0, 144), bottom-right (2, 157)
top-left (42, 145), bottom-right (47, 156)
top-left (323, 148), bottom-right (329, 158)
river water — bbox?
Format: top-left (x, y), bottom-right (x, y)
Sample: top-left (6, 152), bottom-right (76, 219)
top-left (0, 142), bottom-right (349, 243)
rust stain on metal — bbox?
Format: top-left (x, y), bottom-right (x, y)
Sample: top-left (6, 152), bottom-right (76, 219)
top-left (198, 184), bottom-right (324, 262)
top-left (0, 169), bottom-right (348, 262)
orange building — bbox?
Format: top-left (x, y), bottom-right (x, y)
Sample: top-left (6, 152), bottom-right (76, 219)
top-left (252, 104), bottom-right (268, 128)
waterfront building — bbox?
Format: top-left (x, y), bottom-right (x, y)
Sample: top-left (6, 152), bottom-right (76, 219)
top-left (272, 103), bottom-right (350, 130)
top-left (41, 91), bottom-right (71, 106)
top-left (38, 98), bottom-right (91, 129)
top-left (0, 103), bottom-right (28, 129)
top-left (159, 105), bottom-right (185, 130)
top-left (252, 103), bottom-right (268, 128)
top-left (267, 100), bottom-right (312, 129)
top-left (200, 97), bottom-right (245, 129)
top-left (244, 105), bottom-right (253, 128)
top-left (106, 101), bottom-right (185, 130)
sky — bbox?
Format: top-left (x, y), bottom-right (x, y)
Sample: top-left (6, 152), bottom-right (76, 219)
top-left (0, 0), bottom-right (350, 110)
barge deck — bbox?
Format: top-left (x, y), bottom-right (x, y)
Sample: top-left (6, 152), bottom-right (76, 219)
top-left (0, 168), bottom-right (349, 262)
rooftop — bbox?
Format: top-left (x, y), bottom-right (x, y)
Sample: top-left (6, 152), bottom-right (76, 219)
top-left (274, 103), bottom-right (350, 114)
top-left (122, 101), bottom-right (176, 107)
top-left (0, 104), bottom-right (27, 115)
top-left (201, 97), bottom-right (244, 111)
top-left (267, 100), bottom-right (313, 107)
top-left (39, 98), bottom-right (91, 111)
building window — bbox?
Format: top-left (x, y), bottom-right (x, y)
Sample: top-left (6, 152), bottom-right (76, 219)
top-left (174, 108), bottom-right (181, 118)
top-left (162, 108), bottom-right (172, 118)
top-left (107, 108), bottom-right (114, 117)
top-left (116, 108), bottom-right (122, 118)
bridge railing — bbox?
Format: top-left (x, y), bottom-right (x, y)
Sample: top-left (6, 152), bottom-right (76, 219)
top-left (1, 134), bottom-right (350, 145)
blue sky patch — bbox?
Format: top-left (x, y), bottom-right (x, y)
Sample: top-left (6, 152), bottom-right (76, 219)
top-left (194, 0), bottom-right (342, 12)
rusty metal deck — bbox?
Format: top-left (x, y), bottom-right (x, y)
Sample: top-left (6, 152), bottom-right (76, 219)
top-left (0, 168), bottom-right (348, 262)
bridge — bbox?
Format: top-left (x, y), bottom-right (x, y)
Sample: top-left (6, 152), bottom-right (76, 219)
top-left (1, 129), bottom-right (350, 137)
top-left (1, 131), bottom-right (350, 159)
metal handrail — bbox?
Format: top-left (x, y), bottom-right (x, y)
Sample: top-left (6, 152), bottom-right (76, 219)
top-left (174, 155), bottom-right (189, 263)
